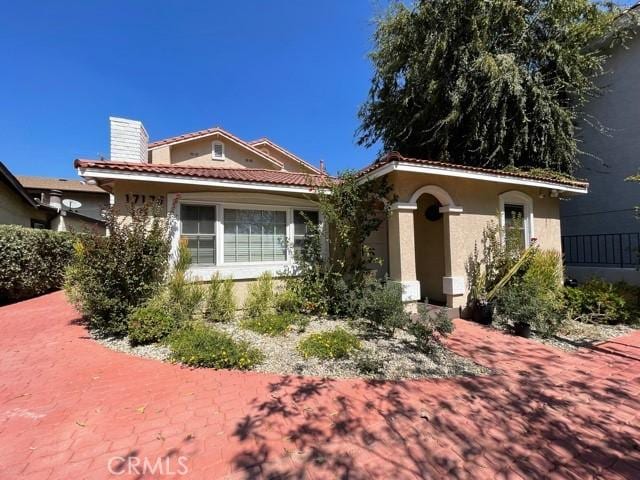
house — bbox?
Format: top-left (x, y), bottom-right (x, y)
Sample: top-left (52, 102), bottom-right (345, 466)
top-left (76, 117), bottom-right (588, 308)
top-left (17, 176), bottom-right (109, 233)
top-left (0, 161), bottom-right (107, 233)
top-left (0, 161), bottom-right (57, 228)
top-left (560, 3), bottom-right (640, 285)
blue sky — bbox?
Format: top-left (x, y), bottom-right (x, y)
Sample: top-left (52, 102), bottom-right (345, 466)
top-left (0, 1), bottom-right (388, 178)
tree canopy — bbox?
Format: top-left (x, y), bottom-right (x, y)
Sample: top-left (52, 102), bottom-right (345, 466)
top-left (358, 0), bottom-right (633, 174)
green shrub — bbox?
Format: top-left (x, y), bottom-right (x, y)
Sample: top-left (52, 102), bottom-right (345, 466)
top-left (274, 288), bottom-right (303, 314)
top-left (298, 328), bottom-right (361, 360)
top-left (164, 241), bottom-right (204, 324)
top-left (65, 202), bottom-right (171, 336)
top-left (360, 279), bottom-right (410, 335)
top-left (128, 299), bottom-right (176, 345)
top-left (495, 249), bottom-right (564, 337)
top-left (242, 311), bottom-right (306, 336)
top-left (244, 272), bottom-right (275, 319)
top-left (565, 279), bottom-right (639, 325)
top-left (0, 225), bottom-right (75, 303)
top-left (205, 273), bottom-right (236, 323)
top-left (353, 348), bottom-right (384, 375)
top-left (167, 323), bottom-right (263, 369)
top-left (408, 306), bottom-right (455, 352)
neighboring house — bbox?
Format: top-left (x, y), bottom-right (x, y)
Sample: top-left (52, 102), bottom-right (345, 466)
top-left (17, 176), bottom-right (109, 233)
top-left (0, 161), bottom-right (106, 233)
top-left (76, 117), bottom-right (587, 309)
top-left (0, 161), bottom-right (57, 228)
top-left (560, 3), bottom-right (640, 285)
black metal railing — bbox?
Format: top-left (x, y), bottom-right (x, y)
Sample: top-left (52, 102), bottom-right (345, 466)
top-left (562, 233), bottom-right (640, 268)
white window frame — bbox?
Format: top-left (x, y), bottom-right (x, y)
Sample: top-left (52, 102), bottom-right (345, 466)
top-left (212, 141), bottom-right (225, 160)
top-left (499, 190), bottom-right (534, 247)
top-left (172, 197), bottom-right (321, 280)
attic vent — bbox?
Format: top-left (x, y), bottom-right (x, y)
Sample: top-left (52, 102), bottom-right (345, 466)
top-left (212, 141), bottom-right (224, 160)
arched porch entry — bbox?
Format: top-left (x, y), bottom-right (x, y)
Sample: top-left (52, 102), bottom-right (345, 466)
top-left (388, 185), bottom-right (465, 307)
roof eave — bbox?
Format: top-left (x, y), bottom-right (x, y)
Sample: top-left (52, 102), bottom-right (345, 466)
top-left (76, 165), bottom-right (328, 195)
top-left (361, 160), bottom-right (588, 194)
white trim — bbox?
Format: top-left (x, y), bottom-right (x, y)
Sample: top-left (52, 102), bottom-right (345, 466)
top-left (409, 185), bottom-right (457, 206)
top-left (77, 167), bottom-right (325, 195)
top-left (390, 202), bottom-right (418, 211)
top-left (148, 128), bottom-right (285, 169)
top-left (363, 161), bottom-right (588, 194)
top-left (212, 140), bottom-right (225, 161)
top-left (249, 138), bottom-right (322, 174)
top-left (499, 190), bottom-right (534, 247)
top-left (171, 194), bottom-right (321, 280)
top-left (439, 206), bottom-right (463, 214)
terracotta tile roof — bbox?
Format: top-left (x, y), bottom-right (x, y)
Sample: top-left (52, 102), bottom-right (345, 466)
top-left (74, 160), bottom-right (333, 189)
top-left (17, 175), bottom-right (107, 193)
top-left (248, 138), bottom-right (322, 174)
top-left (148, 126), bottom-right (226, 148)
top-left (359, 152), bottom-right (589, 190)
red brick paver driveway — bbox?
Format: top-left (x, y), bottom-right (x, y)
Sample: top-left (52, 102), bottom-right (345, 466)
top-left (1, 292), bottom-right (639, 479)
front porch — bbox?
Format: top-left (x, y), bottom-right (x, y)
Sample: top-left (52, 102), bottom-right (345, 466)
top-left (387, 183), bottom-right (466, 308)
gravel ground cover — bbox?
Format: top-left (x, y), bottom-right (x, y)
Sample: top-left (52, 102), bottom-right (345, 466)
top-left (492, 318), bottom-right (636, 351)
top-left (92, 317), bottom-right (490, 380)
top-left (534, 320), bottom-right (636, 351)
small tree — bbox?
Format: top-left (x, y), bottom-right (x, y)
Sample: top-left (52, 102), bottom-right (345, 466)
top-left (290, 172), bottom-right (394, 315)
top-left (65, 201), bottom-right (171, 336)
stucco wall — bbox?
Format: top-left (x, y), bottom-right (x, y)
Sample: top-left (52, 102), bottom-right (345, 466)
top-left (383, 171), bottom-right (564, 306)
top-left (148, 136), bottom-right (317, 174)
top-left (561, 35), bottom-right (640, 236)
top-left (0, 181), bottom-right (49, 227)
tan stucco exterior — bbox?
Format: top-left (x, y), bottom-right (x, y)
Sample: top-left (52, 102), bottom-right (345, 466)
top-left (381, 171), bottom-right (565, 308)
top-left (0, 181), bottom-right (50, 227)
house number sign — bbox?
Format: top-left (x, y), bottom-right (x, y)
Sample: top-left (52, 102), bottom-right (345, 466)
top-left (124, 194), bottom-right (165, 205)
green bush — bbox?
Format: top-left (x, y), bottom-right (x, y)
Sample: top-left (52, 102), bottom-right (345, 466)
top-left (65, 202), bottom-right (171, 336)
top-left (274, 288), bottom-right (303, 314)
top-left (353, 348), bottom-right (384, 375)
top-left (298, 328), bottom-right (361, 360)
top-left (242, 311), bottom-right (307, 336)
top-left (408, 306), bottom-right (455, 352)
top-left (244, 272), bottom-right (275, 319)
top-left (565, 279), bottom-right (639, 325)
top-left (167, 323), bottom-right (263, 369)
top-left (0, 225), bottom-right (75, 303)
top-left (205, 273), bottom-right (236, 323)
top-left (495, 249), bottom-right (564, 337)
top-left (360, 279), bottom-right (410, 335)
top-left (128, 299), bottom-right (176, 345)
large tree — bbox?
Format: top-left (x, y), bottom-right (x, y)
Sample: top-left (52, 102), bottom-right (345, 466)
top-left (358, 0), bottom-right (632, 174)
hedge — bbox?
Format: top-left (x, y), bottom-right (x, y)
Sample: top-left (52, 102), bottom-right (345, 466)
top-left (0, 225), bottom-right (75, 304)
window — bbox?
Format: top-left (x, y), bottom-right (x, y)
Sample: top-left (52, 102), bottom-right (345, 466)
top-left (499, 191), bottom-right (534, 248)
top-left (293, 210), bottom-right (320, 257)
top-left (181, 205), bottom-right (216, 264)
top-left (224, 209), bottom-right (287, 263)
top-left (30, 219), bottom-right (47, 229)
top-left (212, 141), bottom-right (224, 160)
top-left (504, 204), bottom-right (525, 249)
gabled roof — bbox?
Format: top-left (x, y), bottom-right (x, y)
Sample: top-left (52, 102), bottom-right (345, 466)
top-left (147, 126), bottom-right (285, 170)
top-left (17, 176), bottom-right (107, 194)
top-left (248, 138), bottom-right (321, 174)
top-left (74, 159), bottom-right (332, 190)
top-left (0, 162), bottom-right (59, 212)
top-left (360, 152), bottom-right (589, 193)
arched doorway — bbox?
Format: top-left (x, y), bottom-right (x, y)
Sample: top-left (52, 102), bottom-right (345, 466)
top-left (413, 193), bottom-right (446, 304)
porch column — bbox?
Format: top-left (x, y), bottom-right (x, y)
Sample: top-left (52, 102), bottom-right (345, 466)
top-left (440, 205), bottom-right (466, 308)
top-left (388, 204), bottom-right (420, 301)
